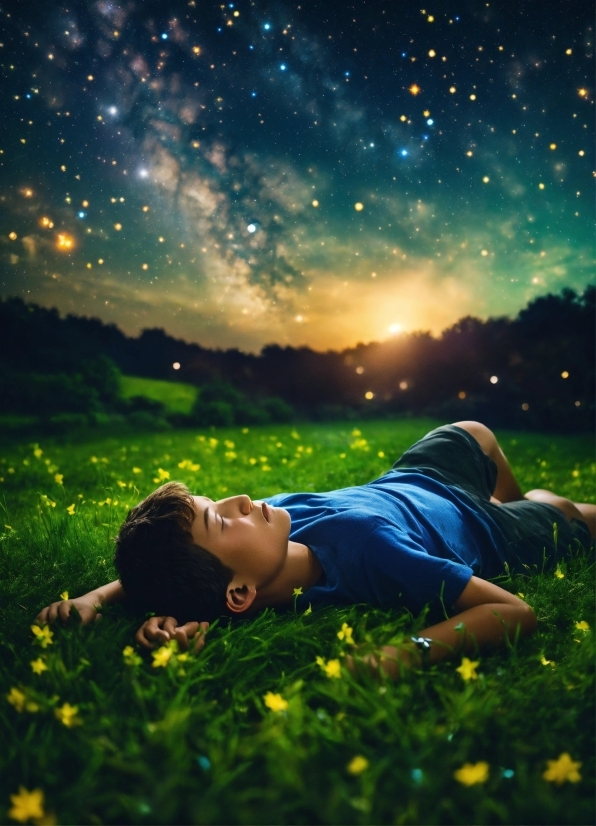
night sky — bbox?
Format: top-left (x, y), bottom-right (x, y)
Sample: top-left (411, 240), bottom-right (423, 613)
top-left (0, 0), bottom-right (593, 353)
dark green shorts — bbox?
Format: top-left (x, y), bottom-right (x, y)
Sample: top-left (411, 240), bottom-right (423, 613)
top-left (392, 424), bottom-right (593, 576)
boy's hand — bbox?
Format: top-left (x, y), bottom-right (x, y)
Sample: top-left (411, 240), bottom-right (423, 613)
top-left (135, 616), bottom-right (210, 653)
top-left (36, 594), bottom-right (103, 626)
top-left (345, 644), bottom-right (418, 681)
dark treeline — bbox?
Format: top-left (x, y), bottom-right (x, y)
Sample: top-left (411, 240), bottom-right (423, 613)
top-left (0, 285), bottom-right (594, 433)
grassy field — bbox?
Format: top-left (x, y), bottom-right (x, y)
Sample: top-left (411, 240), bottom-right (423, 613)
top-left (120, 375), bottom-right (198, 414)
top-left (0, 418), bottom-right (594, 825)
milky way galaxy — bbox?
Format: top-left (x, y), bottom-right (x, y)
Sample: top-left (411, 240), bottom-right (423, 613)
top-left (0, 0), bottom-right (593, 352)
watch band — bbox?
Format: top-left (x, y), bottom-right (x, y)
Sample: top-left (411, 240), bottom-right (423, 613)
top-left (409, 636), bottom-right (432, 668)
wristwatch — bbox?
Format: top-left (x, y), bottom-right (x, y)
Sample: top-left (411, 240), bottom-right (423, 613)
top-left (409, 636), bottom-right (433, 669)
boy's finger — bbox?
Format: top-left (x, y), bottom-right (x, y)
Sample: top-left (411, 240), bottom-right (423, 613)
top-left (58, 602), bottom-right (72, 622)
top-left (173, 628), bottom-right (189, 651)
top-left (47, 603), bottom-right (60, 624)
top-left (163, 617), bottom-right (178, 637)
top-left (135, 627), bottom-right (156, 649)
top-left (35, 607), bottom-right (49, 624)
top-left (179, 621), bottom-right (200, 638)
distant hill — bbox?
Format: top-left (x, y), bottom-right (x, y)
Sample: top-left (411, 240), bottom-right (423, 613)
top-left (0, 285), bottom-right (594, 432)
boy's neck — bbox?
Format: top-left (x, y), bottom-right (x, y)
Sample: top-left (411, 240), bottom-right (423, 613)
top-left (253, 540), bottom-right (322, 611)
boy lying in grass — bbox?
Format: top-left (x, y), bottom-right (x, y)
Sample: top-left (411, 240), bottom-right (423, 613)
top-left (36, 421), bottom-right (595, 679)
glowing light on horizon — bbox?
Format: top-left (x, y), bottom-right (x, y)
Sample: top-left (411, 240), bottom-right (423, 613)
top-left (388, 323), bottom-right (403, 334)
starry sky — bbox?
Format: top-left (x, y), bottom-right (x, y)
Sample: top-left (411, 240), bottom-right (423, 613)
top-left (0, 0), bottom-right (593, 353)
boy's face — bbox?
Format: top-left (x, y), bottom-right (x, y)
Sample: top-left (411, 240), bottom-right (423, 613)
top-left (190, 494), bottom-right (291, 593)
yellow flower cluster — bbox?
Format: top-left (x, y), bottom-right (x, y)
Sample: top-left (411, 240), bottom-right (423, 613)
top-left (455, 657), bottom-right (480, 681)
top-left (9, 786), bottom-right (46, 824)
top-left (453, 752), bottom-right (582, 787)
top-left (316, 656), bottom-right (342, 679)
top-left (337, 623), bottom-right (355, 645)
top-left (347, 755), bottom-right (369, 775)
top-left (31, 625), bottom-right (54, 649)
top-left (454, 761), bottom-right (489, 785)
top-left (153, 468), bottom-right (171, 483)
top-left (55, 702), bottom-right (80, 727)
top-left (263, 691), bottom-right (288, 712)
top-left (178, 459), bottom-right (200, 471)
top-left (122, 646), bottom-right (142, 667)
top-left (150, 640), bottom-right (189, 670)
top-left (7, 687), bottom-right (39, 713)
top-left (542, 752), bottom-right (582, 784)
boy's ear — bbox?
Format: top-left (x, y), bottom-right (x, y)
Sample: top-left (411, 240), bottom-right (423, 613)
top-left (225, 583), bottom-right (257, 614)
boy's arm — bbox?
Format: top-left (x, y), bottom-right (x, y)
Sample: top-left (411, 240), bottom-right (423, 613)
top-left (349, 575), bottom-right (537, 679)
top-left (36, 579), bottom-right (125, 625)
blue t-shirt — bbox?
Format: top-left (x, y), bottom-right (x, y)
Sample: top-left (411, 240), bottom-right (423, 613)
top-left (265, 469), bottom-right (509, 616)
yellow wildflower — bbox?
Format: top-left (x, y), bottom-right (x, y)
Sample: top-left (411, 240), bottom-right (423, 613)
top-left (31, 624), bottom-right (54, 648)
top-left (554, 567), bottom-right (564, 579)
top-left (542, 752), bottom-right (582, 785)
top-left (33, 447), bottom-right (43, 458)
top-left (132, 467), bottom-right (142, 474)
top-left (31, 658), bottom-right (48, 675)
top-left (378, 451), bottom-right (385, 458)
top-left (122, 646), bottom-right (142, 667)
top-left (540, 655), bottom-right (555, 667)
top-left (66, 503), bottom-right (75, 515)
top-left (454, 761), bottom-right (490, 786)
top-left (117, 480), bottom-right (127, 488)
top-left (304, 603), bottom-right (312, 615)
top-left (7, 687), bottom-right (26, 712)
top-left (53, 473), bottom-right (63, 485)
top-left (337, 622), bottom-right (355, 645)
top-left (316, 656), bottom-right (342, 679)
top-left (347, 755), bottom-right (369, 775)
top-left (224, 440), bottom-right (235, 448)
top-left (8, 786), bottom-right (45, 823)
top-left (575, 620), bottom-right (590, 632)
top-left (263, 692), bottom-right (288, 712)
top-left (55, 702), bottom-right (79, 727)
top-left (152, 646), bottom-right (174, 668)
top-left (293, 587), bottom-right (303, 597)
top-left (156, 468), bottom-right (170, 481)
top-left (456, 657), bottom-right (480, 681)
top-left (60, 591), bottom-right (69, 600)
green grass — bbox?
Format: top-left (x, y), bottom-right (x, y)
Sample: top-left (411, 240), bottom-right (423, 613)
top-left (0, 418), bottom-right (594, 825)
top-left (120, 375), bottom-right (198, 414)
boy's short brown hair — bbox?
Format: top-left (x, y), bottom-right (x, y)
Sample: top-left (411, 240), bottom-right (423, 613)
top-left (114, 481), bottom-right (233, 623)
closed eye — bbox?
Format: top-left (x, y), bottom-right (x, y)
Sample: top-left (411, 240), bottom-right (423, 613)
top-left (221, 515), bottom-right (225, 532)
